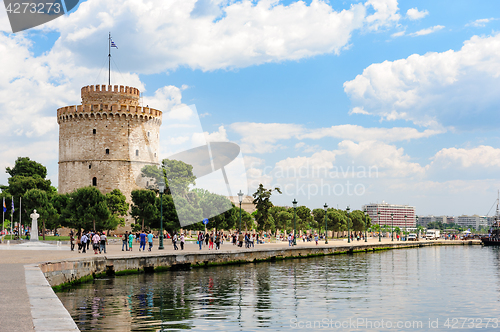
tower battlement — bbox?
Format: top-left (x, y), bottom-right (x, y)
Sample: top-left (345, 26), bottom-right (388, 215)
top-left (81, 84), bottom-right (141, 106)
top-left (57, 103), bottom-right (162, 124)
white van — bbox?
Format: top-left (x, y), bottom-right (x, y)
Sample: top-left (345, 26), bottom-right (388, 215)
top-left (426, 229), bottom-right (440, 240)
top-left (407, 233), bottom-right (417, 241)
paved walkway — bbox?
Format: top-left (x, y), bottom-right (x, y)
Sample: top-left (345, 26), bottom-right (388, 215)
top-left (0, 237), bottom-right (475, 331)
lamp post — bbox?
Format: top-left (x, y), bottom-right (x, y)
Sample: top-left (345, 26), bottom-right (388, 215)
top-left (364, 209), bottom-right (368, 243)
top-left (416, 215), bottom-right (419, 239)
top-left (324, 203), bottom-right (328, 244)
top-left (158, 179), bottom-right (165, 250)
top-left (293, 199), bottom-right (297, 245)
top-left (347, 206), bottom-right (351, 243)
top-left (404, 215), bottom-right (407, 241)
top-left (378, 211), bottom-right (381, 242)
top-left (391, 213), bottom-right (394, 241)
top-left (237, 190), bottom-right (243, 233)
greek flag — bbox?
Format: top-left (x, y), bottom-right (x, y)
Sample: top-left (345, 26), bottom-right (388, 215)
top-left (110, 39), bottom-right (118, 49)
top-left (2, 197), bottom-right (5, 213)
top-left (11, 197), bottom-right (14, 213)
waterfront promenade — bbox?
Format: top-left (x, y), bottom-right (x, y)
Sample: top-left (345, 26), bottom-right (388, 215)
top-left (0, 238), bottom-right (480, 331)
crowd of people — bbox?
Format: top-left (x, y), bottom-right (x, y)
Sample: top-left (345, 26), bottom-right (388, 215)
top-left (73, 230), bottom-right (108, 254)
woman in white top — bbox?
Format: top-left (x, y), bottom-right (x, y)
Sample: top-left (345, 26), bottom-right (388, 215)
top-left (180, 233), bottom-right (185, 250)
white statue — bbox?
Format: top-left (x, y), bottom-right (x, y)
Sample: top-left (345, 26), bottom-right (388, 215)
top-left (30, 209), bottom-right (39, 241)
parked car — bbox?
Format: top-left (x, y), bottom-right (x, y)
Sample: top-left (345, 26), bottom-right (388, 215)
top-left (407, 233), bottom-right (417, 241)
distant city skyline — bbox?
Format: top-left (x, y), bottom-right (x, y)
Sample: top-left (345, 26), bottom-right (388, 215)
top-left (0, 0), bottom-right (499, 216)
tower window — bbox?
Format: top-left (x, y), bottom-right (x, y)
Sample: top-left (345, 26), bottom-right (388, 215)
top-left (147, 132), bottom-right (150, 137)
top-left (93, 129), bottom-right (96, 135)
top-left (106, 148), bottom-right (109, 155)
top-left (136, 150), bottom-right (139, 156)
top-left (89, 164), bottom-right (91, 169)
top-left (92, 177), bottom-right (97, 186)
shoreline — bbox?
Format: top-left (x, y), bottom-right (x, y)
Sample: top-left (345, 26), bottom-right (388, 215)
top-left (0, 239), bottom-right (482, 332)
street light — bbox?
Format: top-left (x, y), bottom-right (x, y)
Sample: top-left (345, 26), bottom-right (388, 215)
top-left (293, 199), bottom-right (298, 245)
top-left (416, 215), bottom-right (419, 239)
top-left (324, 203), bottom-right (328, 244)
top-left (404, 215), bottom-right (407, 241)
top-left (364, 209), bottom-right (368, 243)
top-left (158, 179), bottom-right (165, 250)
top-left (377, 211), bottom-right (381, 242)
top-left (347, 206), bottom-right (351, 243)
top-left (237, 190), bottom-right (244, 233)
top-left (391, 213), bottom-right (394, 241)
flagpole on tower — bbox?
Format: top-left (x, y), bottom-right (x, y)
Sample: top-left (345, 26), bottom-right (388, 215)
top-left (108, 32), bottom-right (111, 86)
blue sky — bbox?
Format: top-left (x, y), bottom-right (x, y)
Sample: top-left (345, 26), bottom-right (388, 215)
top-left (0, 0), bottom-right (500, 216)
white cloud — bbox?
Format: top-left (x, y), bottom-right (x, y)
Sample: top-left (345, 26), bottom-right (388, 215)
top-left (466, 18), bottom-right (495, 28)
top-left (364, 0), bottom-right (400, 31)
top-left (230, 122), bottom-right (303, 153)
top-left (349, 106), bottom-right (371, 114)
top-left (409, 25), bottom-right (444, 36)
top-left (143, 86), bottom-right (186, 116)
top-left (35, 0), bottom-right (402, 72)
top-left (192, 125), bottom-right (229, 146)
top-left (298, 125), bottom-right (444, 142)
top-left (391, 30), bottom-right (406, 38)
top-left (406, 8), bottom-right (428, 20)
top-left (272, 140), bottom-right (424, 179)
top-left (343, 33), bottom-right (500, 129)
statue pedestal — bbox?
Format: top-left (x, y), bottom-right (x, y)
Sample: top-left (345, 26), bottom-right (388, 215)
top-left (30, 210), bottom-right (39, 241)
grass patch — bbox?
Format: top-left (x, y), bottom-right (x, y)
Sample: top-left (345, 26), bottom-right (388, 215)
top-left (52, 274), bottom-right (95, 292)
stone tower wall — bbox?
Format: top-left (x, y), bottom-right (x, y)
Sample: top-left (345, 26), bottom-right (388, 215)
top-left (57, 85), bottom-right (162, 230)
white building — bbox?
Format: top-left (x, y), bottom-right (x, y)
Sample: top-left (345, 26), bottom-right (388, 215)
top-left (363, 202), bottom-right (415, 229)
top-left (456, 215), bottom-right (480, 229)
top-left (418, 216), bottom-right (435, 227)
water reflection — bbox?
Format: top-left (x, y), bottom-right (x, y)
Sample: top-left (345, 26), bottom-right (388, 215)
top-left (58, 246), bottom-right (500, 331)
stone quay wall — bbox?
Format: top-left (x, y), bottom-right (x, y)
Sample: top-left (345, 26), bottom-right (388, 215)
top-left (40, 240), bottom-right (479, 288)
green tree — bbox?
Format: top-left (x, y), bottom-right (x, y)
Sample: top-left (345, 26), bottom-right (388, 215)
top-left (162, 159), bottom-right (197, 195)
top-left (105, 189), bottom-right (129, 231)
top-left (312, 208), bottom-right (325, 229)
top-left (328, 209), bottom-right (347, 236)
top-left (6, 157), bottom-right (47, 178)
top-left (23, 189), bottom-right (58, 239)
top-left (350, 210), bottom-right (367, 232)
top-left (65, 187), bottom-right (110, 231)
top-left (51, 193), bottom-right (71, 230)
top-left (157, 194), bottom-right (180, 233)
top-left (3, 157), bottom-right (52, 198)
top-left (276, 210), bottom-right (293, 233)
top-left (252, 184), bottom-right (281, 232)
top-left (131, 189), bottom-right (158, 230)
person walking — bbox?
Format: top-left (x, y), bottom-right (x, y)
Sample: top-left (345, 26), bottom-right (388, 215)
top-left (100, 232), bottom-right (107, 254)
top-left (198, 231), bottom-right (204, 250)
top-left (173, 232), bottom-right (178, 250)
top-left (86, 231), bottom-right (91, 251)
top-left (314, 233), bottom-right (319, 245)
top-left (238, 232), bottom-right (244, 247)
top-left (70, 232), bottom-right (75, 251)
top-left (147, 231), bottom-right (154, 251)
top-left (215, 233), bottom-right (221, 250)
top-left (80, 232), bottom-right (87, 253)
top-left (122, 231), bottom-right (128, 251)
top-left (139, 230), bottom-right (147, 251)
top-left (92, 232), bottom-right (100, 254)
top-left (209, 233), bottom-right (214, 250)
top-left (180, 233), bottom-right (185, 250)
top-left (128, 232), bottom-right (134, 251)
